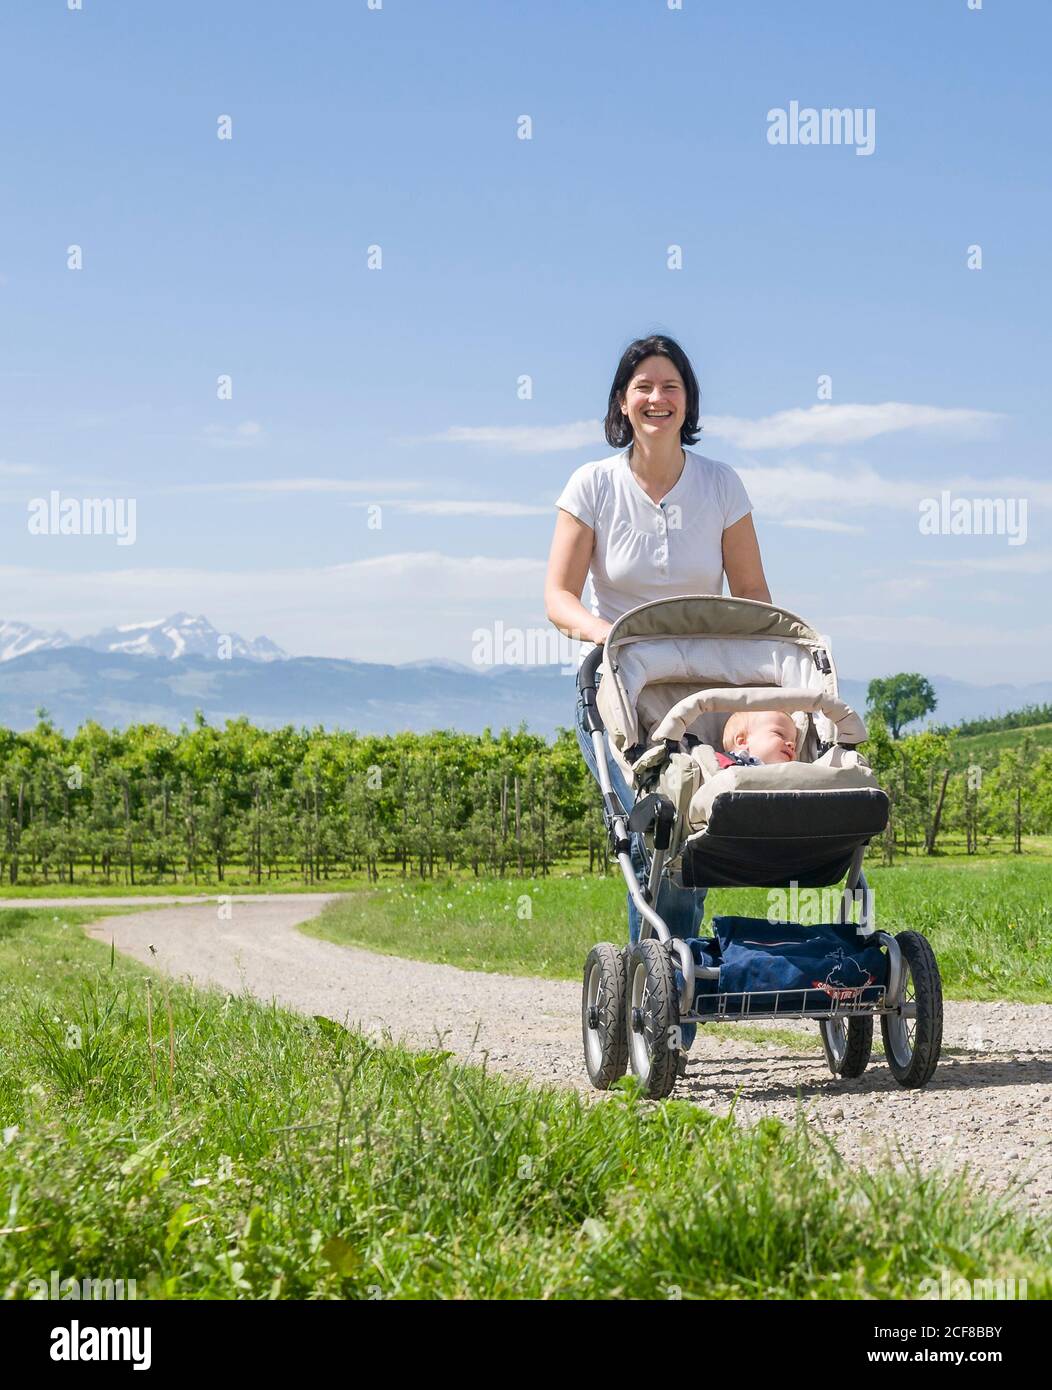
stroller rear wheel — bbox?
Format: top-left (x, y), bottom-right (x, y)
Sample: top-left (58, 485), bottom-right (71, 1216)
top-left (882, 930), bottom-right (943, 1088)
top-left (582, 944), bottom-right (629, 1089)
top-left (626, 939), bottom-right (681, 1100)
top-left (820, 1016), bottom-right (872, 1078)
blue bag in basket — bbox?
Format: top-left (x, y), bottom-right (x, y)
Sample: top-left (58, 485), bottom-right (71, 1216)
top-left (688, 916), bottom-right (888, 1017)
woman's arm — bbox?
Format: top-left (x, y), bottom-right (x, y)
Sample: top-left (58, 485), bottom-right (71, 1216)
top-left (722, 512), bottom-right (772, 603)
top-left (544, 509), bottom-right (612, 645)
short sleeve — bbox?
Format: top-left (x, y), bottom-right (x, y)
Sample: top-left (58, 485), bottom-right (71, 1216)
top-left (719, 464), bottom-right (752, 529)
top-left (554, 463), bottom-right (597, 529)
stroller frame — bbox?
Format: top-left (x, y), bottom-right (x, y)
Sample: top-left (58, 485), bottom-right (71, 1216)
top-left (576, 596), bottom-right (943, 1099)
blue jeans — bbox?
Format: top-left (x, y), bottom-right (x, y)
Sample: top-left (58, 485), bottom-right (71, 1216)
top-left (574, 686), bottom-right (706, 1048)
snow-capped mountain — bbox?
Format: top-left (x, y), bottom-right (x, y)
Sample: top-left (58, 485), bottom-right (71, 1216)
top-left (79, 613), bottom-right (287, 662)
top-left (0, 613), bottom-right (287, 663)
top-left (0, 619), bottom-right (73, 663)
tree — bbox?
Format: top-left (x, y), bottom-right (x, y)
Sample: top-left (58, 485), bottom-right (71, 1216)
top-left (866, 674), bottom-right (937, 739)
top-left (951, 760), bottom-right (994, 855)
top-left (898, 729), bottom-right (956, 855)
top-left (1032, 748), bottom-right (1052, 836)
top-left (860, 714), bottom-right (955, 857)
top-left (5, 705), bottom-right (939, 884)
top-left (859, 711), bottom-right (898, 863)
top-left (988, 734), bottom-right (1037, 854)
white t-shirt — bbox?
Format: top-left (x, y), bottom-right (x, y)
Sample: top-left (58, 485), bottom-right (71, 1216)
top-left (555, 447), bottom-right (753, 659)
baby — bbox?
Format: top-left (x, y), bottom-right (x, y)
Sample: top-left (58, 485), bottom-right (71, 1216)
top-left (719, 710), bottom-right (799, 766)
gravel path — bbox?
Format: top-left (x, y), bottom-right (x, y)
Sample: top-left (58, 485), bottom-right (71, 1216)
top-left (71, 894), bottom-right (1052, 1211)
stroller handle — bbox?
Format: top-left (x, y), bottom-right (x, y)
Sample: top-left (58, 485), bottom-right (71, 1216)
top-left (653, 685), bottom-right (868, 745)
top-left (576, 643), bottom-right (606, 733)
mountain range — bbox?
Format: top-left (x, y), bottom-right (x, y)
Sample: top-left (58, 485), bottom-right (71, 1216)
top-left (0, 613), bottom-right (1047, 737)
top-left (0, 613), bottom-right (285, 664)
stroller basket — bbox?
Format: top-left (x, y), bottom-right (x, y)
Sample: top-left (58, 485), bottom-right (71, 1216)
top-left (685, 915), bottom-right (890, 1019)
top-left (689, 983), bottom-right (888, 1021)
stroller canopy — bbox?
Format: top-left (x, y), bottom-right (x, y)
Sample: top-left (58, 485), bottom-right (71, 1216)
top-left (595, 594), bottom-right (864, 771)
top-left (591, 595), bottom-right (885, 889)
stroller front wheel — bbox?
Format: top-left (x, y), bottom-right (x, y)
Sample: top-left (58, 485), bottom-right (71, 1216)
top-left (881, 930), bottom-right (943, 1088)
top-left (582, 944), bottom-right (629, 1089)
top-left (626, 939), bottom-right (681, 1100)
top-left (820, 1016), bottom-right (873, 1078)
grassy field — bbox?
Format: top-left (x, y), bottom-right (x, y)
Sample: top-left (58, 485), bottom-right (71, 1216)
top-left (2, 906), bottom-right (1050, 1301)
top-left (2, 836), bottom-right (1049, 899)
top-left (952, 722), bottom-right (1052, 765)
top-left (0, 880), bottom-right (353, 899)
top-left (302, 855), bottom-right (1052, 1004)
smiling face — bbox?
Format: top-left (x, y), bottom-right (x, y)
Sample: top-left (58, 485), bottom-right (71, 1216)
top-left (619, 354), bottom-right (685, 440)
top-left (730, 711), bottom-right (799, 764)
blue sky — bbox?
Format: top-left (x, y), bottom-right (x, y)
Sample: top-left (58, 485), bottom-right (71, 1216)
top-left (1, 0), bottom-right (1048, 687)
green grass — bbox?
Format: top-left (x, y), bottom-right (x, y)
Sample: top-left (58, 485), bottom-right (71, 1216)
top-left (0, 879), bottom-right (367, 899)
top-left (952, 722), bottom-right (1052, 764)
top-left (2, 836), bottom-right (1049, 899)
top-left (2, 908), bottom-right (1049, 1300)
top-left (302, 856), bottom-right (1052, 1004)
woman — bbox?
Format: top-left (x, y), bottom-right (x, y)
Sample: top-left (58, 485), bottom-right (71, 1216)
top-left (544, 334), bottom-right (772, 1047)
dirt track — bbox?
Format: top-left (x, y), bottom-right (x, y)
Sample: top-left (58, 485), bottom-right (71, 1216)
top-left (63, 893), bottom-right (1052, 1210)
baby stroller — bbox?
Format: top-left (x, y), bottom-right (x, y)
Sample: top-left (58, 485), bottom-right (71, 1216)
top-left (578, 594), bottom-right (943, 1099)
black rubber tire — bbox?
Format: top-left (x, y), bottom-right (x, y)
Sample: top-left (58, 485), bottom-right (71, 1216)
top-left (881, 930), bottom-right (943, 1089)
top-left (625, 938), bottom-right (680, 1099)
top-left (582, 944), bottom-right (629, 1089)
top-left (820, 1016), bottom-right (873, 1078)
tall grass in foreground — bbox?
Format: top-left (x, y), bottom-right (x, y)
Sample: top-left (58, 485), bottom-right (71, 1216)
top-left (1, 909), bottom-right (1049, 1300)
top-left (303, 858), bottom-right (1052, 1003)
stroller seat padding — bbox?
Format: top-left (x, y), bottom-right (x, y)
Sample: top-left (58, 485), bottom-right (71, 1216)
top-left (676, 767), bottom-right (890, 889)
top-left (685, 759), bottom-right (882, 831)
top-left (671, 762), bottom-right (890, 890)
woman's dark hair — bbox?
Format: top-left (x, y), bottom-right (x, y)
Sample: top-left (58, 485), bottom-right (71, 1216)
top-left (603, 334), bottom-right (701, 449)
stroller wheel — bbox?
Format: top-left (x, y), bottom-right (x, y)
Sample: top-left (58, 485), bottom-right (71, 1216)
top-left (881, 931), bottom-right (943, 1088)
top-left (819, 1016), bottom-right (872, 1078)
top-left (582, 944), bottom-right (629, 1089)
top-left (626, 939), bottom-right (681, 1100)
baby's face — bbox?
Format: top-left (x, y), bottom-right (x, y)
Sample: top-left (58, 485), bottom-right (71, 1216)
top-left (743, 712), bottom-right (798, 764)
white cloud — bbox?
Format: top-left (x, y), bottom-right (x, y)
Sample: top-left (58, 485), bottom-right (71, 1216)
top-left (869, 576), bottom-right (932, 600)
top-left (414, 420), bottom-right (605, 453)
top-left (704, 402), bottom-right (1001, 451)
top-left (739, 463), bottom-right (1052, 518)
top-left (0, 460), bottom-right (37, 475)
top-left (384, 499), bottom-right (551, 517)
top-left (779, 518), bottom-right (865, 534)
top-left (0, 553), bottom-right (543, 602)
top-left (822, 612), bottom-right (1049, 648)
top-left (925, 475), bottom-right (1052, 503)
top-left (969, 589), bottom-right (1015, 603)
top-left (203, 420), bottom-right (267, 449)
top-left (160, 477), bottom-right (422, 495)
top-left (328, 551), bottom-right (545, 584)
top-left (914, 551), bottom-right (1052, 575)
top-left (415, 403), bottom-right (1002, 456)
top-left (738, 462), bottom-right (909, 513)
top-left (155, 482), bottom-right (550, 514)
